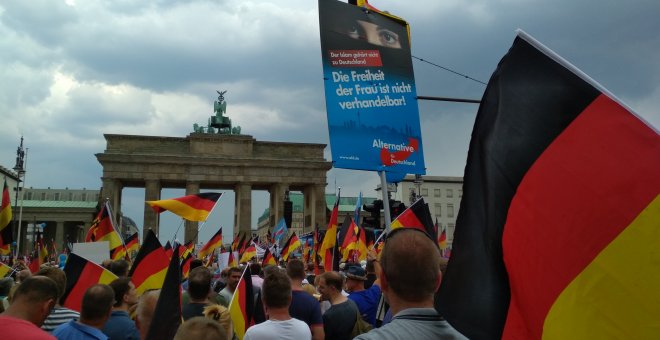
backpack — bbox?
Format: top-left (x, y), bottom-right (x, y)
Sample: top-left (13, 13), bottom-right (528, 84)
top-left (351, 310), bottom-right (373, 338)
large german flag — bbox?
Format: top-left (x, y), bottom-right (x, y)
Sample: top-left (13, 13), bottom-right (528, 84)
top-left (229, 266), bottom-right (254, 340)
top-left (145, 246), bottom-right (182, 340)
top-left (62, 253), bottom-right (118, 312)
top-left (0, 180), bottom-right (13, 255)
top-left (320, 194), bottom-right (339, 270)
top-left (390, 197), bottom-right (435, 238)
top-left (280, 232), bottom-right (302, 262)
top-left (128, 230), bottom-right (169, 295)
top-left (198, 228), bottom-right (223, 258)
top-left (437, 31), bottom-right (660, 340)
top-left (146, 192), bottom-right (222, 222)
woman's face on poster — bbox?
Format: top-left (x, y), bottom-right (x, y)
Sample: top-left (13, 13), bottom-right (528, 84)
top-left (345, 20), bottom-right (402, 49)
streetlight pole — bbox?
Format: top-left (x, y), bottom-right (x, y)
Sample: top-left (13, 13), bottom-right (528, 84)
top-left (12, 137), bottom-right (26, 255)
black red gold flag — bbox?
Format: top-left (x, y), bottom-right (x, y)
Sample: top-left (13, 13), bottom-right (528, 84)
top-left (146, 192), bottom-right (222, 222)
top-left (0, 180), bottom-right (13, 255)
top-left (229, 266), bottom-right (254, 340)
top-left (437, 30), bottom-right (660, 339)
top-left (62, 253), bottom-right (118, 312)
top-left (390, 197), bottom-right (435, 238)
top-left (145, 246), bottom-right (182, 340)
top-left (128, 229), bottom-right (169, 295)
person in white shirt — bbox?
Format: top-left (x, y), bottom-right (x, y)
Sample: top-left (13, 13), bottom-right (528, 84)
top-left (244, 267), bottom-right (311, 340)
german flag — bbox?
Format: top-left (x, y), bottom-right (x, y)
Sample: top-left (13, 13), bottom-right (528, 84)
top-left (28, 232), bottom-right (48, 273)
top-left (319, 194), bottom-right (339, 270)
top-left (229, 266), bottom-right (254, 340)
top-left (181, 253), bottom-right (192, 279)
top-left (390, 197), bottom-right (435, 238)
top-left (128, 230), bottom-right (169, 295)
top-left (125, 232), bottom-right (139, 254)
top-left (0, 180), bottom-right (13, 255)
top-left (87, 203), bottom-right (123, 250)
top-left (62, 253), bottom-right (118, 312)
top-left (280, 232), bottom-right (301, 262)
top-left (438, 31), bottom-right (660, 339)
top-left (231, 233), bottom-right (242, 252)
top-left (146, 246), bottom-right (181, 339)
top-left (239, 244), bottom-right (256, 264)
top-left (354, 226), bottom-right (368, 262)
top-left (438, 228), bottom-right (447, 251)
top-left (198, 228), bottom-right (223, 258)
top-left (179, 241), bottom-right (194, 259)
top-left (311, 224), bottom-right (321, 274)
top-left (261, 247), bottom-right (276, 267)
top-left (145, 245), bottom-right (182, 340)
top-left (238, 235), bottom-right (251, 256)
top-left (146, 192), bottom-right (222, 222)
top-left (110, 245), bottom-right (127, 261)
top-left (228, 251), bottom-right (238, 268)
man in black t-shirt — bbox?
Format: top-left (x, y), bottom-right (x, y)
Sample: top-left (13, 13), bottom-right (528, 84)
top-left (318, 271), bottom-right (359, 340)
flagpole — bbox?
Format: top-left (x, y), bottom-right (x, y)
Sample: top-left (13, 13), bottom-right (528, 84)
top-left (331, 187), bottom-right (340, 270)
top-left (104, 200), bottom-right (126, 248)
top-left (379, 171), bottom-right (393, 233)
top-left (170, 218), bottom-right (185, 245)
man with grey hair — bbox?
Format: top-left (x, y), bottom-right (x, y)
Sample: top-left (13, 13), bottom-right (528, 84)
top-left (355, 229), bottom-right (467, 340)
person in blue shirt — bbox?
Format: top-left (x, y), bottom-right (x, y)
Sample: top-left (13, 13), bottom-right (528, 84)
top-left (346, 265), bottom-right (381, 327)
top-left (102, 278), bottom-right (139, 340)
top-left (54, 284), bottom-right (114, 340)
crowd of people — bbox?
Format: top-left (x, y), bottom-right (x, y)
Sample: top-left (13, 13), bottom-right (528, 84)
top-left (0, 228), bottom-right (466, 339)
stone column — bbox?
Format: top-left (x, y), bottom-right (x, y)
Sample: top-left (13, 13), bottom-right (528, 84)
top-left (234, 183), bottom-right (252, 236)
top-left (55, 221), bottom-right (64, 249)
top-left (184, 182), bottom-right (200, 244)
top-left (269, 183), bottom-right (289, 228)
top-left (143, 180), bottom-right (161, 239)
top-left (314, 184), bottom-right (327, 230)
top-left (102, 178), bottom-right (123, 224)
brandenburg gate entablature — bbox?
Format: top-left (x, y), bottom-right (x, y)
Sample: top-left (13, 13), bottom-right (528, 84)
top-left (96, 133), bottom-right (331, 243)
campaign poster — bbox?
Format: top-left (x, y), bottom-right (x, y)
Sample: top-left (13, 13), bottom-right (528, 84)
top-left (318, 0), bottom-right (425, 174)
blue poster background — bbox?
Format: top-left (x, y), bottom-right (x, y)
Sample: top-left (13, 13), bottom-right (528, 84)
top-left (318, 0), bottom-right (425, 175)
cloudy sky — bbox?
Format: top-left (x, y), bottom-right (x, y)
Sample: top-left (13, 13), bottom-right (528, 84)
top-left (1, 0), bottom-right (658, 244)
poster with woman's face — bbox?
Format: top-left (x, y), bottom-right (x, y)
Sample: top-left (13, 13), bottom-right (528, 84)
top-left (319, 0), bottom-right (425, 175)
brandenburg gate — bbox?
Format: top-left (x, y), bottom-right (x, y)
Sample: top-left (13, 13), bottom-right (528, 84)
top-left (95, 133), bottom-right (331, 243)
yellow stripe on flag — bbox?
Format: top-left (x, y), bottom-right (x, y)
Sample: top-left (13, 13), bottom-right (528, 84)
top-left (543, 195), bottom-right (660, 339)
top-left (135, 267), bottom-right (168, 296)
top-left (99, 268), bottom-right (118, 285)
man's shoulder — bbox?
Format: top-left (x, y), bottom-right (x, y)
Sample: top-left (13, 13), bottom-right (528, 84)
top-left (355, 309), bottom-right (468, 340)
top-left (0, 315), bottom-right (55, 339)
top-left (291, 290), bottom-right (318, 304)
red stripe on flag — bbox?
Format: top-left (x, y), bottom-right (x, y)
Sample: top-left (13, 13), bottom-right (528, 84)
top-left (131, 247), bottom-right (168, 289)
top-left (63, 263), bottom-right (104, 311)
top-left (502, 94), bottom-right (660, 338)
